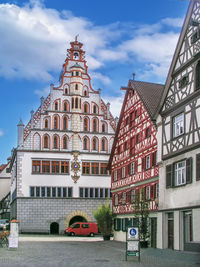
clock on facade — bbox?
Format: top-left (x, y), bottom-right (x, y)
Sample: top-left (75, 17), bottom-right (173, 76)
top-left (71, 161), bottom-right (80, 172)
top-left (73, 52), bottom-right (79, 60)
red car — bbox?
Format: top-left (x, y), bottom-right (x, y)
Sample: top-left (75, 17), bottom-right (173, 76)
top-left (65, 222), bottom-right (98, 236)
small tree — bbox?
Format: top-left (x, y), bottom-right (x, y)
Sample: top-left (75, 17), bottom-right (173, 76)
top-left (133, 189), bottom-right (150, 247)
top-left (92, 200), bottom-right (114, 239)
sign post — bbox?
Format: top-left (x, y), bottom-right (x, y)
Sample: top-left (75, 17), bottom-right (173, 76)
top-left (9, 219), bottom-right (19, 249)
top-left (126, 227), bottom-right (140, 261)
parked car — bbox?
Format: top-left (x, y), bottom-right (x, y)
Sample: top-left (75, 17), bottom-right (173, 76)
top-left (0, 219), bottom-right (10, 231)
top-left (65, 222), bottom-right (98, 236)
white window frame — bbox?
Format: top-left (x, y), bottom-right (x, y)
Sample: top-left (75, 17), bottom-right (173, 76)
top-left (130, 162), bottom-right (135, 175)
top-left (173, 113), bottom-right (184, 138)
top-left (122, 167), bottom-right (126, 178)
top-left (114, 170), bottom-right (118, 181)
top-left (146, 155), bottom-right (151, 169)
top-left (175, 160), bottom-right (186, 186)
top-left (146, 186), bottom-right (150, 200)
top-left (131, 189), bottom-right (135, 203)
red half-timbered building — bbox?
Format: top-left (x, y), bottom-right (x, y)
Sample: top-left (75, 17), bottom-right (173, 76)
top-left (108, 78), bottom-right (164, 245)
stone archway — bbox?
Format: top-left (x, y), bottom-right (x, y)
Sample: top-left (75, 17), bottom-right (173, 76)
top-left (64, 210), bottom-right (91, 228)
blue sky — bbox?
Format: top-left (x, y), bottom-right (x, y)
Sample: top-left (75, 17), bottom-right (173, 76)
top-left (0, 0), bottom-right (189, 164)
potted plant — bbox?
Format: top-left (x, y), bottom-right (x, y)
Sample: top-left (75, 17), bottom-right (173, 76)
top-left (92, 200), bottom-right (114, 240)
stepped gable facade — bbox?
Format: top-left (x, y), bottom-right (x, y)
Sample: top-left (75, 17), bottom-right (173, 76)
top-left (9, 38), bottom-right (116, 234)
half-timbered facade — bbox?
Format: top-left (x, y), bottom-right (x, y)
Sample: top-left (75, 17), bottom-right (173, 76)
top-left (0, 161), bottom-right (11, 220)
top-left (108, 79), bottom-right (164, 244)
top-left (9, 38), bottom-right (116, 234)
top-left (157, 0), bottom-right (200, 252)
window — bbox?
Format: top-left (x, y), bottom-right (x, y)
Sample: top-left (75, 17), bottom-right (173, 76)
top-left (63, 117), bottom-right (67, 130)
top-left (42, 161), bottom-right (50, 173)
top-left (166, 158), bottom-right (192, 188)
top-left (76, 71), bottom-right (79, 76)
top-left (114, 170), bottom-right (117, 181)
top-left (83, 137), bottom-right (89, 150)
top-left (175, 161), bottom-right (186, 186)
top-left (145, 127), bottom-right (150, 138)
top-left (122, 167), bottom-right (126, 178)
top-left (196, 154), bottom-right (200, 181)
top-left (101, 138), bottom-right (107, 151)
top-left (129, 111), bottom-right (135, 127)
top-left (114, 194), bottom-right (118, 206)
top-left (36, 187), bottom-right (40, 197)
top-left (64, 88), bottom-right (68, 95)
top-left (114, 218), bottom-right (121, 231)
top-left (93, 105), bottom-right (97, 114)
top-left (75, 84), bottom-right (78, 90)
top-left (63, 136), bottom-right (68, 149)
top-left (100, 163), bottom-right (107, 175)
top-left (146, 186), bottom-right (150, 200)
top-left (72, 98), bottom-right (74, 109)
top-left (57, 187), bottom-right (61, 197)
top-left (44, 135), bottom-right (49, 149)
top-left (191, 28), bottom-right (200, 44)
top-left (63, 102), bottom-right (69, 112)
top-left (122, 192), bottom-right (126, 204)
top-left (52, 161), bottom-right (59, 173)
top-left (55, 102), bottom-right (58, 111)
top-left (131, 190), bottom-right (135, 203)
top-left (130, 137), bottom-right (135, 155)
top-left (54, 116), bottom-right (58, 129)
top-left (130, 162), bottom-right (135, 175)
top-left (91, 162), bottom-right (99, 174)
top-left (173, 113), bottom-right (184, 138)
top-left (93, 119), bottom-right (97, 132)
top-left (92, 138), bottom-right (98, 151)
top-left (136, 133), bottom-right (140, 144)
top-left (75, 97), bottom-right (78, 108)
top-left (155, 183), bottom-right (159, 198)
top-left (146, 155), bottom-right (151, 169)
top-left (32, 160), bottom-right (40, 173)
top-left (125, 117), bottom-right (129, 126)
top-left (196, 61), bottom-right (200, 90)
top-left (179, 75), bottom-right (189, 88)
top-left (84, 103), bottom-right (88, 113)
top-left (124, 141), bottom-right (128, 151)
top-left (53, 136), bottom-right (58, 149)
top-left (102, 123), bottom-right (106, 133)
top-left (84, 90), bottom-right (87, 96)
top-left (83, 118), bottom-right (89, 132)
top-left (44, 119), bottom-right (48, 129)
top-left (30, 187), bottom-right (34, 197)
top-left (61, 161), bottom-right (69, 174)
top-left (82, 162), bottom-right (90, 174)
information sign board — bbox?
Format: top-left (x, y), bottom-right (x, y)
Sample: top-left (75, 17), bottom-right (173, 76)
top-left (127, 227), bottom-right (138, 240)
top-left (127, 241), bottom-right (139, 251)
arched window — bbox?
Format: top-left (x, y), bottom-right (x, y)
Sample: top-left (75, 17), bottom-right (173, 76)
top-left (93, 105), bottom-right (97, 114)
top-left (101, 138), bottom-right (107, 151)
top-left (63, 136), bottom-right (67, 149)
top-left (84, 118), bottom-right (89, 131)
top-left (75, 84), bottom-right (78, 90)
top-left (84, 103), bottom-right (88, 113)
top-left (83, 137), bottom-right (89, 150)
top-left (63, 117), bottom-right (67, 130)
top-left (75, 97), bottom-right (78, 108)
top-left (55, 102), bottom-right (58, 111)
top-left (44, 135), bottom-right (49, 149)
top-left (63, 102), bottom-right (68, 112)
top-left (54, 116), bottom-right (58, 129)
top-left (93, 119), bottom-right (98, 132)
top-left (72, 98), bottom-right (74, 109)
top-left (65, 88), bottom-right (68, 94)
top-left (53, 136), bottom-right (58, 149)
top-left (196, 61), bottom-right (200, 90)
top-left (44, 119), bottom-right (48, 129)
top-left (84, 90), bottom-right (87, 96)
top-left (102, 123), bottom-right (106, 133)
top-left (92, 138), bottom-right (98, 151)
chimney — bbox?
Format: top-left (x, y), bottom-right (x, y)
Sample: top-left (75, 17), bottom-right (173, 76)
top-left (17, 119), bottom-right (24, 148)
top-left (106, 102), bottom-right (110, 119)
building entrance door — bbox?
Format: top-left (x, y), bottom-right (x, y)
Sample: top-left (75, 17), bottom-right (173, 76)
top-left (150, 218), bottom-right (157, 248)
top-left (168, 213), bottom-right (174, 249)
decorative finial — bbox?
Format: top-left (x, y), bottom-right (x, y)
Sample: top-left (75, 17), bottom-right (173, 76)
top-left (132, 73), bottom-right (136, 80)
top-left (75, 34), bottom-right (79, 42)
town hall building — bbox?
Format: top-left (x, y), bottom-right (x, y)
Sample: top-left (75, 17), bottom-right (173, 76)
top-left (8, 38), bottom-right (116, 234)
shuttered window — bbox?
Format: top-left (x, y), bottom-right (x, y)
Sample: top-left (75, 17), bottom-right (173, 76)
top-left (196, 154), bottom-right (200, 181)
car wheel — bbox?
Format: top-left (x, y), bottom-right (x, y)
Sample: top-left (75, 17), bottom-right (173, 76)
top-left (71, 232), bottom-right (75, 236)
top-left (90, 232), bottom-right (94, 237)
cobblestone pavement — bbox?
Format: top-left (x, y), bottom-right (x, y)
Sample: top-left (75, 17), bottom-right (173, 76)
top-left (0, 235), bottom-right (200, 267)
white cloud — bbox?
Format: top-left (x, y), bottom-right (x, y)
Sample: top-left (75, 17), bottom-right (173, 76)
top-left (0, 129), bottom-right (4, 137)
top-left (103, 93), bottom-right (125, 118)
top-left (0, 0), bottom-right (183, 84)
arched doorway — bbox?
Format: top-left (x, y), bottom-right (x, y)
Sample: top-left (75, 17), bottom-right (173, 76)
top-left (69, 216), bottom-right (87, 226)
top-left (50, 222), bottom-right (59, 234)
